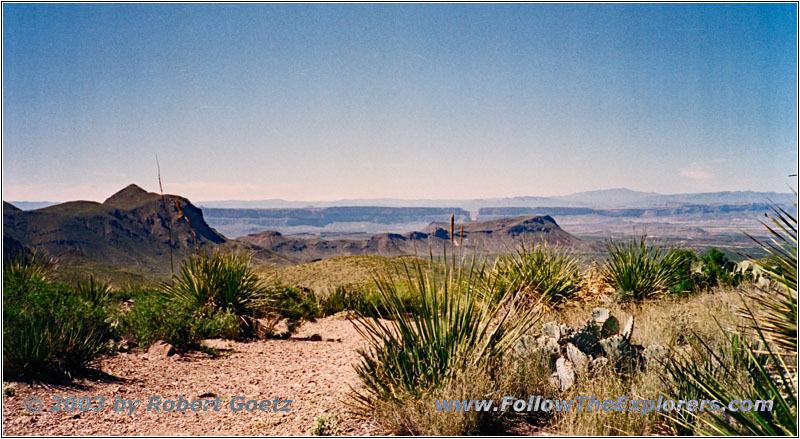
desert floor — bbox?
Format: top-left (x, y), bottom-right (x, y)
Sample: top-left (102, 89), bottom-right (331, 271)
top-left (2, 316), bottom-right (381, 436)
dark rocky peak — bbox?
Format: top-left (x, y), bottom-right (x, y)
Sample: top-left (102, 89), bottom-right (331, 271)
top-left (3, 201), bottom-right (21, 211)
top-left (103, 184), bottom-right (159, 210)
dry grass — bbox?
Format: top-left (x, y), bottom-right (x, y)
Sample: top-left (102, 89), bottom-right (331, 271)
top-left (257, 255), bottom-right (441, 298)
top-left (367, 364), bottom-right (498, 435)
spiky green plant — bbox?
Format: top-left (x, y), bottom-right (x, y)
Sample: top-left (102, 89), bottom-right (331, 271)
top-left (493, 242), bottom-right (584, 306)
top-left (161, 250), bottom-right (264, 319)
top-left (602, 235), bottom-right (682, 301)
top-left (351, 255), bottom-right (541, 412)
top-left (665, 195), bottom-right (797, 435)
top-left (4, 268), bottom-right (112, 380)
top-left (3, 251), bottom-right (55, 293)
top-left (75, 275), bottom-right (114, 307)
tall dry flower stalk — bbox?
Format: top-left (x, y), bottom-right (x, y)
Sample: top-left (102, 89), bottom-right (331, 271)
top-left (449, 214), bottom-right (455, 245)
top-left (156, 155), bottom-right (175, 277)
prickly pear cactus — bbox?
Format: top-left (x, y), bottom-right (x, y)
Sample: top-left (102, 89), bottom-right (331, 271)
top-left (599, 334), bottom-right (634, 359)
top-left (599, 334), bottom-right (642, 373)
top-left (567, 328), bottom-right (600, 355)
top-left (601, 316), bottom-right (620, 338)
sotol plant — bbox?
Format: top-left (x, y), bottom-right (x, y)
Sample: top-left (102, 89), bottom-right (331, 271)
top-left (351, 256), bottom-right (541, 419)
top-left (493, 242), bottom-right (584, 307)
top-left (602, 235), bottom-right (682, 301)
top-left (161, 250), bottom-right (264, 330)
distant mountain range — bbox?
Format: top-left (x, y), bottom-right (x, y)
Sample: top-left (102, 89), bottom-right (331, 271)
top-left (192, 188), bottom-right (793, 210)
top-left (3, 184), bottom-right (585, 272)
top-left (239, 215), bottom-right (586, 264)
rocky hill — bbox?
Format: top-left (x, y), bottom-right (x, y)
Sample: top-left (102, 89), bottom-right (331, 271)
top-left (3, 185), bottom-right (228, 273)
top-left (239, 215), bottom-right (585, 263)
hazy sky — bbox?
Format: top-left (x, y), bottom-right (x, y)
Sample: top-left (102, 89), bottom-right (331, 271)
top-left (3, 3), bottom-right (797, 202)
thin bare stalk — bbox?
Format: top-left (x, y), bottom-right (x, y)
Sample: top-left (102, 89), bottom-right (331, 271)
top-left (156, 154), bottom-right (175, 278)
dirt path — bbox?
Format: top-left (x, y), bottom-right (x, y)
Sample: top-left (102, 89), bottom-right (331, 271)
top-left (3, 316), bottom-right (380, 436)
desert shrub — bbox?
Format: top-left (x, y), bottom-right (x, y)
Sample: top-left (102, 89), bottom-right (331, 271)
top-left (665, 197), bottom-right (797, 435)
top-left (161, 250), bottom-right (269, 335)
top-left (3, 268), bottom-right (113, 380)
top-left (493, 243), bottom-right (584, 307)
top-left (319, 284), bottom-right (420, 318)
top-left (602, 235), bottom-right (682, 301)
top-left (665, 249), bottom-right (704, 295)
top-left (309, 415), bottom-right (344, 436)
top-left (120, 291), bottom-right (241, 349)
top-left (698, 248), bottom-right (749, 289)
top-left (351, 256), bottom-right (540, 434)
top-left (319, 285), bottom-right (369, 316)
top-left (253, 282), bottom-right (320, 335)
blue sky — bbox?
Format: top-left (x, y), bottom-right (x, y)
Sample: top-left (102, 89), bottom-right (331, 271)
top-left (3, 3), bottom-right (797, 202)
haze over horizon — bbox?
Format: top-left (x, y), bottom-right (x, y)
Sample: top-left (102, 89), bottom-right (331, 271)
top-left (3, 4), bottom-right (797, 203)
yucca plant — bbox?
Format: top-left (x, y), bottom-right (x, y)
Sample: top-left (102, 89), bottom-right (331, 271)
top-left (665, 195), bottom-right (797, 435)
top-left (3, 251), bottom-right (55, 293)
top-left (351, 255), bottom-right (541, 413)
top-left (602, 235), bottom-right (682, 301)
top-left (3, 271), bottom-right (112, 380)
top-left (493, 242), bottom-right (584, 307)
top-left (75, 275), bottom-right (114, 307)
top-left (161, 250), bottom-right (263, 319)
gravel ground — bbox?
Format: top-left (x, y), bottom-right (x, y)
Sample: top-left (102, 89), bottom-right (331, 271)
top-left (2, 316), bottom-right (380, 436)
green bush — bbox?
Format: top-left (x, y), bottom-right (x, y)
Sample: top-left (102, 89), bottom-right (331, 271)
top-left (665, 249), bottom-right (702, 295)
top-left (319, 285), bottom-right (370, 316)
top-left (319, 284), bottom-right (420, 318)
top-left (120, 291), bottom-right (240, 349)
top-left (602, 235), bottom-right (682, 301)
top-left (255, 282), bottom-right (320, 335)
top-left (493, 243), bottom-right (584, 306)
top-left (3, 269), bottom-right (113, 380)
top-left (699, 248), bottom-right (748, 289)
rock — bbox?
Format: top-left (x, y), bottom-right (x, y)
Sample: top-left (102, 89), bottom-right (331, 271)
top-left (559, 324), bottom-right (573, 338)
top-left (542, 321), bottom-right (561, 340)
top-left (622, 316), bottom-right (634, 340)
top-left (147, 341), bottom-right (175, 359)
top-left (565, 343), bottom-right (588, 374)
top-left (3, 382), bottom-right (17, 397)
top-left (601, 316), bottom-right (620, 338)
top-left (589, 357), bottom-right (609, 372)
top-left (549, 372), bottom-right (560, 389)
top-left (591, 307), bottom-right (610, 324)
top-left (536, 335), bottom-right (560, 356)
top-left (554, 357), bottom-right (576, 391)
